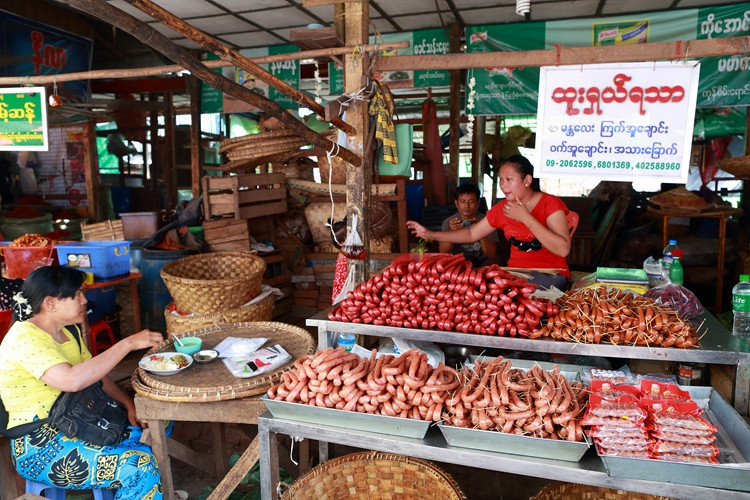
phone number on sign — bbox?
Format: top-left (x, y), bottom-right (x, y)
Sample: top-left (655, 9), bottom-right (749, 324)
top-left (544, 159), bottom-right (593, 168)
top-left (545, 160), bottom-right (682, 171)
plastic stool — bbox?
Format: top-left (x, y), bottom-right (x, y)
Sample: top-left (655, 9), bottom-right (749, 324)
top-left (26, 478), bottom-right (115, 500)
top-left (89, 319), bottom-right (116, 356)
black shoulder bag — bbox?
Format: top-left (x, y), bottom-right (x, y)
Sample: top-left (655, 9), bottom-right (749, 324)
top-left (1, 325), bottom-right (129, 446)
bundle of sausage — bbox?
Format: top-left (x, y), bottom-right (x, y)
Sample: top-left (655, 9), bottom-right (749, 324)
top-left (582, 382), bottom-right (650, 458)
top-left (328, 254), bottom-right (557, 337)
top-left (532, 286), bottom-right (699, 347)
top-left (443, 357), bottom-right (587, 442)
top-left (266, 347), bottom-right (460, 421)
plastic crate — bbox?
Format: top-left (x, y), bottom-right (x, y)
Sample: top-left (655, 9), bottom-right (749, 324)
top-left (56, 241), bottom-right (131, 279)
top-left (85, 285), bottom-right (118, 324)
top-left (422, 205), bottom-right (457, 232)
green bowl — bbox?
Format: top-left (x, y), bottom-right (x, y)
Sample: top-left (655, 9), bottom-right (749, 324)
top-left (174, 336), bottom-right (202, 356)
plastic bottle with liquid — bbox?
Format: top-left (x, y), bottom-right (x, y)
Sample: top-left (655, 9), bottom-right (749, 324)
top-left (662, 239), bottom-right (679, 274)
top-left (336, 332), bottom-right (357, 351)
top-left (732, 274), bottom-right (750, 344)
top-left (669, 253), bottom-right (684, 285)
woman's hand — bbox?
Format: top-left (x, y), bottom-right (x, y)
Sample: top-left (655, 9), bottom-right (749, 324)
top-left (503, 200), bottom-right (533, 226)
top-left (406, 220), bottom-right (431, 240)
top-left (127, 330), bottom-right (164, 352)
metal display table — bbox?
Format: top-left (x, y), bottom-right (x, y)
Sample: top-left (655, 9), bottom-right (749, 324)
top-left (258, 412), bottom-right (750, 500)
top-left (250, 309), bottom-right (750, 499)
top-left (308, 310), bottom-right (750, 414)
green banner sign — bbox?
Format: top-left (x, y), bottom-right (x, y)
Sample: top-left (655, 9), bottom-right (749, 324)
top-left (268, 45), bottom-right (300, 110)
top-left (0, 87), bottom-right (48, 151)
top-left (466, 2), bottom-right (750, 115)
top-left (200, 52), bottom-right (223, 114)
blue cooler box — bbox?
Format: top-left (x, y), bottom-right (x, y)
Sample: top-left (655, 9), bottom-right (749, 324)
top-left (56, 241), bottom-right (131, 279)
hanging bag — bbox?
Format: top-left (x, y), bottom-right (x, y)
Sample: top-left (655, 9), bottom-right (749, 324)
top-left (46, 380), bottom-right (129, 446)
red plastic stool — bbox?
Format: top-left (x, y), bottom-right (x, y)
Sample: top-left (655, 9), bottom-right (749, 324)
top-left (88, 319), bottom-right (116, 355)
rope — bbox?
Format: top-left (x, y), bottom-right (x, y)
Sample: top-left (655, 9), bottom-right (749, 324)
top-left (325, 141), bottom-right (343, 246)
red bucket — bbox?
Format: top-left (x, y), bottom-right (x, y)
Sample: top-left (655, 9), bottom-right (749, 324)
top-left (1, 245), bottom-right (58, 279)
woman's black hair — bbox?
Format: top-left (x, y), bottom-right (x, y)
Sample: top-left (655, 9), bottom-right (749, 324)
top-left (502, 154), bottom-right (540, 191)
top-left (15, 266), bottom-right (85, 321)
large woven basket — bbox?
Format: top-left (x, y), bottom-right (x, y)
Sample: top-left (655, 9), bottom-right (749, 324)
top-left (530, 482), bottom-right (676, 500)
top-left (279, 451), bottom-right (468, 500)
top-left (165, 293), bottom-right (275, 335)
top-left (717, 155), bottom-right (750, 179)
top-left (160, 251), bottom-right (266, 313)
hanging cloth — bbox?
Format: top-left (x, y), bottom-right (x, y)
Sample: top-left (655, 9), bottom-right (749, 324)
top-left (422, 98), bottom-right (448, 205)
top-left (700, 136), bottom-right (732, 186)
top-left (369, 81), bottom-right (398, 164)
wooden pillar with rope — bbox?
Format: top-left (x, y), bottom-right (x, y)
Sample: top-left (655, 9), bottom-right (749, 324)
top-left (341, 0), bottom-right (370, 286)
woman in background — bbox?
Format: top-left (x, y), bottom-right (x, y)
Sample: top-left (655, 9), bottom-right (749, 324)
top-left (408, 154), bottom-right (571, 289)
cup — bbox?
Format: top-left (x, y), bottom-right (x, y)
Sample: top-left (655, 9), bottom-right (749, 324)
top-left (174, 336), bottom-right (202, 356)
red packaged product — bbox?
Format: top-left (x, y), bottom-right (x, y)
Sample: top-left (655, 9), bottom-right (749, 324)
top-left (650, 441), bottom-right (719, 457)
top-left (639, 379), bottom-right (692, 402)
top-left (653, 453), bottom-right (719, 465)
top-left (649, 411), bottom-right (718, 433)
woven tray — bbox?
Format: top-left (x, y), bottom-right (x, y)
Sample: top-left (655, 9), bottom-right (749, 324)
top-left (133, 322), bottom-right (315, 402)
top-left (286, 178), bottom-right (396, 196)
top-left (279, 451), bottom-right (468, 500)
top-left (81, 220), bottom-right (124, 241)
top-left (530, 482), bottom-right (676, 500)
top-left (160, 251), bottom-right (266, 313)
top-left (165, 293), bottom-right (275, 335)
top-left (717, 155), bottom-right (750, 179)
top-left (219, 130), bottom-right (297, 153)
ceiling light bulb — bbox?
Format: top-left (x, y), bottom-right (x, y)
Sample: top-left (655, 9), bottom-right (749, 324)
top-left (516, 0), bottom-right (530, 16)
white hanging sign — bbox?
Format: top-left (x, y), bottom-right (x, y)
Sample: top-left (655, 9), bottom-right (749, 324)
top-left (535, 61), bottom-right (700, 183)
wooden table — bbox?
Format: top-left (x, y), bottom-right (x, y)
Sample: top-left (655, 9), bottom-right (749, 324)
top-left (134, 395), bottom-right (291, 500)
top-left (83, 272), bottom-right (142, 332)
top-left (647, 207), bottom-right (742, 313)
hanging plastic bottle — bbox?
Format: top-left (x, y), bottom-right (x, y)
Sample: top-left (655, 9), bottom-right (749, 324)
top-left (336, 332), bottom-right (357, 351)
top-left (669, 250), bottom-right (684, 286)
top-left (662, 239), bottom-right (679, 274)
top-left (731, 274), bottom-right (750, 344)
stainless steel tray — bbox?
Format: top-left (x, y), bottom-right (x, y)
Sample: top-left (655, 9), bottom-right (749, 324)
top-left (600, 386), bottom-right (750, 492)
top-left (438, 422), bottom-right (591, 462)
top-left (262, 395), bottom-right (432, 439)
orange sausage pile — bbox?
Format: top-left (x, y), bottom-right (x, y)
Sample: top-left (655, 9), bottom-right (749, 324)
top-left (532, 286), bottom-right (699, 348)
top-left (267, 347), bottom-right (460, 421)
top-left (443, 357), bottom-right (587, 441)
top-left (328, 254), bottom-right (557, 337)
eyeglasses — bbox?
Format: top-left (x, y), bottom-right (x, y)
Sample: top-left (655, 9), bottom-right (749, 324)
top-left (509, 236), bottom-right (542, 252)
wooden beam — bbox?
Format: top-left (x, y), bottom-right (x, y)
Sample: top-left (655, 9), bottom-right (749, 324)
top-left (92, 76), bottom-right (186, 94)
top-left (447, 23), bottom-right (460, 199)
top-left (83, 121), bottom-right (100, 221)
top-left (121, 0), bottom-right (355, 136)
top-left (304, 0), bottom-right (362, 6)
top-left (375, 36), bottom-right (750, 71)
top-left (57, 0), bottom-right (362, 168)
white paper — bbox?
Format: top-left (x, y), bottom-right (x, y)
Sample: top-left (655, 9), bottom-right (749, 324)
top-left (213, 336), bottom-right (268, 358)
top-left (221, 344), bottom-right (291, 378)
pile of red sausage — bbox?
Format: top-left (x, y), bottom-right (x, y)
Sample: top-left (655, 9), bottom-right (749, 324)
top-left (328, 254), bottom-right (556, 337)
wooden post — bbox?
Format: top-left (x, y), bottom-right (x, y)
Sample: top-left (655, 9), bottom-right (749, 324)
top-left (82, 120), bottom-right (100, 221)
top-left (188, 75), bottom-right (201, 200)
top-left (164, 90), bottom-right (176, 208)
top-left (343, 0), bottom-right (370, 285)
top-left (57, 0), bottom-right (362, 168)
top-left (447, 23), bottom-right (461, 199)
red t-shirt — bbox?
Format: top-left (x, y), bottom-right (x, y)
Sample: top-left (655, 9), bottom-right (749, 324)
top-left (486, 193), bottom-right (570, 277)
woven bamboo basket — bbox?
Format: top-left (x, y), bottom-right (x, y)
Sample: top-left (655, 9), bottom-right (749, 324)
top-left (304, 202), bottom-right (346, 244)
top-left (530, 482), bottom-right (677, 500)
top-left (717, 155), bottom-right (750, 179)
top-left (160, 251), bottom-right (266, 314)
top-left (165, 293), bottom-right (275, 335)
top-left (81, 220), bottom-right (124, 241)
top-left (279, 451), bottom-right (468, 500)
top-left (317, 134), bottom-right (347, 184)
top-left (219, 130), bottom-right (297, 153)
top-left (132, 321), bottom-right (314, 402)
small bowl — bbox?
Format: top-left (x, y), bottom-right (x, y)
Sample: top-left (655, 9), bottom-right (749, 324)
top-left (193, 349), bottom-right (219, 364)
top-left (174, 336), bottom-right (202, 356)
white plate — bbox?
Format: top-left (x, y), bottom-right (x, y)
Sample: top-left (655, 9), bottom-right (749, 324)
top-left (139, 352), bottom-right (193, 375)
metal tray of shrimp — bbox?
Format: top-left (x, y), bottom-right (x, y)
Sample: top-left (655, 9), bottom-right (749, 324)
top-left (438, 422), bottom-right (591, 462)
top-left (599, 386), bottom-right (750, 492)
top-left (262, 395), bottom-right (432, 439)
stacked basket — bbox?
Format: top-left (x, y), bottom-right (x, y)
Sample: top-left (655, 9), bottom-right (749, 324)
top-left (160, 251), bottom-right (272, 334)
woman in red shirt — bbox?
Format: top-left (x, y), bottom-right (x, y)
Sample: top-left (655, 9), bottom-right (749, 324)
top-left (407, 154), bottom-right (571, 289)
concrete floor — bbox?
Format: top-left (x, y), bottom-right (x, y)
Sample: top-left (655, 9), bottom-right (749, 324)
top-left (109, 283), bottom-right (569, 500)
